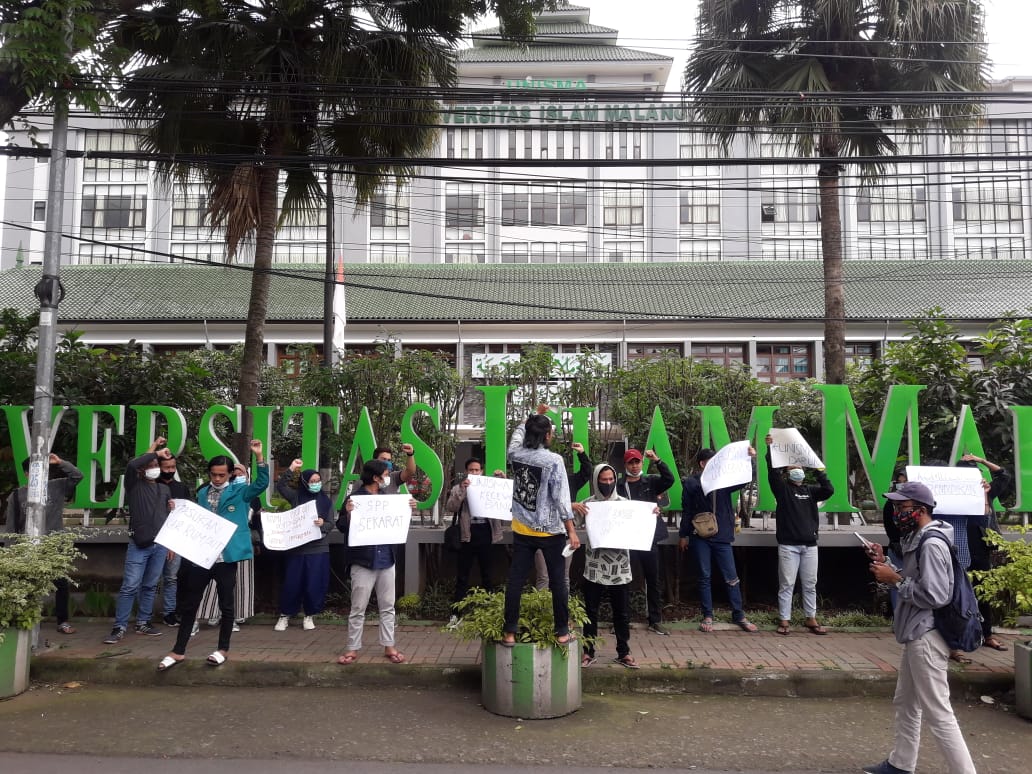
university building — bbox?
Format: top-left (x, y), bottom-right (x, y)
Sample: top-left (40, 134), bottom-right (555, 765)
top-left (2, 1), bottom-right (1031, 432)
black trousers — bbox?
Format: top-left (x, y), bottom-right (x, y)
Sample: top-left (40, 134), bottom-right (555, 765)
top-left (582, 580), bottom-right (631, 659)
top-left (172, 560), bottom-right (237, 655)
top-left (453, 522), bottom-right (495, 607)
top-left (630, 544), bottom-right (662, 625)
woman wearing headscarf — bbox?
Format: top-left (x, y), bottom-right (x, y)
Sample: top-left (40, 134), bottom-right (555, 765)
top-left (273, 458), bottom-right (333, 631)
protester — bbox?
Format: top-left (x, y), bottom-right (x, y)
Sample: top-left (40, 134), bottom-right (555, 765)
top-left (336, 459), bottom-right (413, 665)
top-left (678, 446), bottom-right (758, 633)
top-left (617, 447), bottom-right (675, 635)
top-left (534, 439), bottom-right (593, 594)
top-left (157, 440), bottom-right (268, 670)
top-left (579, 463), bottom-right (637, 668)
top-left (105, 441), bottom-right (175, 644)
top-left (762, 434), bottom-right (834, 635)
top-left (446, 457), bottom-right (504, 626)
top-left (864, 481), bottom-right (977, 774)
top-left (5, 454), bottom-right (83, 634)
top-left (374, 444), bottom-right (416, 493)
top-left (501, 408), bottom-right (579, 647)
top-left (274, 459), bottom-right (333, 631)
top-left (156, 451), bottom-right (191, 627)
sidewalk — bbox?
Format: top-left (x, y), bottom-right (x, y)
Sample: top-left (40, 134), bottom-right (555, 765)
top-left (30, 618), bottom-right (1018, 699)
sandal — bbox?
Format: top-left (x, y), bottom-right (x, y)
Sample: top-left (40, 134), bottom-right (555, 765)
top-left (949, 651), bottom-right (973, 664)
top-left (614, 655), bottom-right (640, 669)
top-left (805, 621), bottom-right (828, 635)
top-left (56, 622), bottom-right (76, 635)
top-left (336, 652), bottom-right (358, 665)
top-left (581, 653), bottom-right (597, 667)
top-left (776, 621), bottom-right (791, 636)
top-left (206, 650), bottom-right (227, 666)
top-left (499, 635), bottom-right (517, 648)
top-left (157, 655), bottom-right (183, 672)
top-left (556, 633), bottom-right (575, 645)
top-left (983, 637), bottom-right (1008, 651)
top-left (698, 617), bottom-right (714, 633)
top-left (384, 651), bottom-right (406, 664)
top-left (735, 619), bottom-right (758, 633)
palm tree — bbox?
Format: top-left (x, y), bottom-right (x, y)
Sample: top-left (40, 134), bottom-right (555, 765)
top-left (112, 0), bottom-right (548, 451)
top-left (684, 0), bottom-right (987, 384)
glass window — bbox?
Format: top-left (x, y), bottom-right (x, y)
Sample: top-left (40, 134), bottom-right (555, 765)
top-left (445, 183), bottom-right (485, 240)
top-left (501, 186), bottom-right (529, 226)
top-left (755, 344), bottom-right (812, 383)
top-left (602, 185), bottom-right (644, 228)
top-left (370, 188), bottom-right (410, 240)
top-left (559, 186), bottom-right (587, 226)
top-left (530, 186), bottom-right (558, 226)
top-left (690, 343), bottom-right (745, 367)
top-left (32, 201), bottom-right (46, 222)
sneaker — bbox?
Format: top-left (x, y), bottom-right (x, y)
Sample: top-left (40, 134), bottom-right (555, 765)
top-left (103, 626), bottom-right (125, 644)
top-left (303, 616), bottom-right (316, 631)
top-left (647, 623), bottom-right (670, 636)
top-left (274, 615), bottom-right (289, 632)
top-left (232, 622), bottom-right (241, 633)
top-left (207, 616), bottom-right (221, 627)
top-left (446, 615), bottom-right (462, 630)
top-left (234, 618), bottom-right (246, 625)
top-left (862, 761), bottom-right (913, 774)
top-left (135, 622), bottom-right (163, 637)
top-left (163, 613), bottom-right (180, 627)
top-left (190, 621), bottom-right (200, 637)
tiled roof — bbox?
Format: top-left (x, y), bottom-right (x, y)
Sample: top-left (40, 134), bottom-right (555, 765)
top-left (472, 22), bottom-right (618, 39)
top-left (459, 45), bottom-right (672, 64)
top-left (0, 261), bottom-right (1028, 324)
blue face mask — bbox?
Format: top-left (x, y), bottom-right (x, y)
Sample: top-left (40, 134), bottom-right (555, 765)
top-left (307, 482), bottom-right (323, 494)
top-left (383, 460), bottom-right (394, 472)
top-left (788, 468), bottom-right (806, 483)
top-left (233, 476), bottom-right (247, 485)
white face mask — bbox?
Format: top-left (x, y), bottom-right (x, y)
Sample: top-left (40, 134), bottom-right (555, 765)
top-left (210, 480), bottom-right (229, 490)
top-left (144, 467), bottom-right (161, 480)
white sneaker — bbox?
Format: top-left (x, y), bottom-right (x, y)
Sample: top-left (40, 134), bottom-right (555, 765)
top-left (302, 616), bottom-right (316, 631)
top-left (207, 617), bottom-right (221, 627)
top-left (447, 615), bottom-right (461, 630)
top-left (231, 622), bottom-right (240, 633)
top-left (274, 615), bottom-right (289, 632)
top-left (190, 621), bottom-right (199, 637)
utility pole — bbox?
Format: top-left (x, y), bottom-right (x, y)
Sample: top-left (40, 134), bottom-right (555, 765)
top-left (322, 167), bottom-right (335, 367)
top-left (24, 38), bottom-right (71, 538)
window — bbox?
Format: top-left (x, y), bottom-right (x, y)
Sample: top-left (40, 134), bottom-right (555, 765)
top-left (530, 242), bottom-right (558, 263)
top-left (627, 343), bottom-right (682, 361)
top-left (501, 186), bottom-right (529, 226)
top-left (32, 201), bottom-right (46, 222)
top-left (444, 242), bottom-right (485, 264)
top-left (559, 186), bottom-right (587, 226)
top-left (679, 189), bottom-right (720, 224)
top-left (370, 188), bottom-right (410, 240)
top-left (602, 185), bottom-right (644, 229)
top-left (845, 343), bottom-right (876, 370)
top-left (445, 128), bottom-right (484, 159)
top-left (445, 183), bottom-right (484, 240)
top-left (603, 128), bottom-right (643, 160)
top-left (81, 190), bottom-right (147, 230)
top-left (501, 243), bottom-right (528, 263)
top-left (755, 344), bottom-right (812, 383)
top-left (529, 186), bottom-right (558, 226)
top-left (857, 180), bottom-right (926, 222)
top-left (952, 179), bottom-right (1022, 229)
top-left (76, 243), bottom-right (146, 264)
top-left (370, 243), bottom-right (410, 263)
top-left (501, 242), bottom-right (562, 264)
top-left (761, 186), bottom-right (819, 223)
top-left (559, 242), bottom-right (589, 263)
top-left (602, 240), bottom-right (644, 262)
top-left (691, 343), bottom-right (744, 368)
top-left (172, 191), bottom-right (208, 228)
top-left (760, 238), bottom-right (821, 260)
top-left (678, 132), bottom-right (719, 163)
top-left (678, 239), bottom-right (722, 262)
top-left (82, 132), bottom-right (148, 183)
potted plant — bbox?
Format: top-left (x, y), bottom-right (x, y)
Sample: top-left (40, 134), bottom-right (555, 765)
top-left (972, 526), bottom-right (1032, 719)
top-left (449, 587), bottom-right (595, 719)
top-left (0, 532), bottom-right (83, 698)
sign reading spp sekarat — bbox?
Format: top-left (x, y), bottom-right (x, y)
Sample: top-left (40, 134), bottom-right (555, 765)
top-left (3, 384), bottom-right (1030, 513)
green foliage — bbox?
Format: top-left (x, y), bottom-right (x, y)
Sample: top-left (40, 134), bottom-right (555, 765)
top-left (451, 587), bottom-right (594, 652)
top-left (0, 531), bottom-right (83, 633)
top-left (972, 528), bottom-right (1032, 627)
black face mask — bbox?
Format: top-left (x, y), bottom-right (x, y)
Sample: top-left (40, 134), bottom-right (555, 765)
top-left (159, 471), bottom-right (175, 481)
top-left (598, 481), bottom-right (616, 498)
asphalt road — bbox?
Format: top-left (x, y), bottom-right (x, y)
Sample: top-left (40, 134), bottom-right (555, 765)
top-left (0, 683), bottom-right (1028, 772)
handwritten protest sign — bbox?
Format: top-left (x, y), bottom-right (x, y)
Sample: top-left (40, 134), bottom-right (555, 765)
top-left (155, 499), bottom-right (237, 569)
top-left (768, 428), bottom-right (825, 469)
top-left (466, 475), bottom-right (514, 521)
top-left (583, 499), bottom-right (656, 552)
top-left (701, 441), bottom-right (753, 495)
top-left (906, 465), bottom-right (985, 516)
top-left (261, 501), bottom-right (322, 551)
top-left (348, 494), bottom-right (412, 546)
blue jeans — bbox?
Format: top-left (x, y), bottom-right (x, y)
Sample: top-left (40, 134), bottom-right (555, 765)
top-left (113, 542), bottom-right (167, 629)
top-left (162, 553), bottom-right (181, 617)
top-left (777, 544), bottom-right (818, 620)
top-left (691, 538), bottom-right (744, 621)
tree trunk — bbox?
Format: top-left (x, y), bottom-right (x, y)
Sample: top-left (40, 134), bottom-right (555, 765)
top-left (234, 159), bottom-right (281, 460)
top-left (818, 146), bottom-right (845, 385)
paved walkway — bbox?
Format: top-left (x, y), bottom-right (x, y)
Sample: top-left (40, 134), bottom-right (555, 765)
top-left (30, 618), bottom-right (1018, 698)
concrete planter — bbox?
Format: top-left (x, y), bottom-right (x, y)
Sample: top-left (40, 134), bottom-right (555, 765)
top-left (1015, 640), bottom-right (1032, 720)
top-left (481, 640), bottom-right (581, 719)
top-left (0, 628), bottom-right (31, 698)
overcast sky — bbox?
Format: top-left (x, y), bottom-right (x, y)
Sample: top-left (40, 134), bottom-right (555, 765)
top-left (551, 0), bottom-right (1031, 91)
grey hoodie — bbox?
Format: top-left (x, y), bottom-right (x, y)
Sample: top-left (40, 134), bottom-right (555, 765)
top-left (893, 519), bottom-right (956, 644)
top-left (580, 464), bottom-right (632, 586)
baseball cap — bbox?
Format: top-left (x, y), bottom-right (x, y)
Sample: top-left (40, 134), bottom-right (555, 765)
top-left (623, 449), bottom-right (643, 464)
top-left (884, 481), bottom-right (936, 508)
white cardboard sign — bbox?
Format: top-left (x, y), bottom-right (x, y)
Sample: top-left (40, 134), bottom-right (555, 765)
top-left (768, 427), bottom-right (825, 469)
top-left (348, 494), bottom-right (412, 546)
top-left (701, 441), bottom-right (753, 495)
top-left (261, 501), bottom-right (322, 551)
top-left (155, 499), bottom-right (237, 569)
top-left (905, 465), bottom-right (985, 516)
top-left (466, 475), bottom-right (514, 521)
top-left (583, 499), bottom-right (656, 552)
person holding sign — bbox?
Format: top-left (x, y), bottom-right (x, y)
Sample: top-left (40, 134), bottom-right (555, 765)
top-left (578, 464), bottom-right (638, 669)
top-left (446, 458), bottom-right (505, 624)
top-left (678, 447), bottom-right (758, 633)
top-left (374, 444), bottom-right (416, 494)
top-left (763, 434), bottom-right (834, 636)
top-left (273, 460), bottom-right (334, 632)
top-left (501, 410), bottom-right (580, 647)
top-left (336, 459), bottom-right (413, 665)
top-left (156, 440), bottom-right (268, 671)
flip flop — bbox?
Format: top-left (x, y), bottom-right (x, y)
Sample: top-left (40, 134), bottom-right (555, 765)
top-left (776, 622), bottom-right (791, 636)
top-left (984, 637), bottom-right (1008, 651)
top-left (556, 633), bottom-right (575, 645)
top-left (949, 651), bottom-right (973, 664)
top-left (614, 655), bottom-right (640, 669)
top-left (384, 651), bottom-right (406, 664)
top-left (157, 655), bottom-right (182, 672)
top-left (56, 622), bottom-right (76, 635)
top-left (206, 650), bottom-right (227, 666)
top-left (735, 619), bottom-right (758, 633)
top-left (698, 618), bottom-right (714, 633)
top-left (805, 622), bottom-right (828, 635)
top-left (336, 652), bottom-right (358, 665)
top-left (499, 636), bottom-right (517, 648)
top-left (581, 653), bottom-right (597, 667)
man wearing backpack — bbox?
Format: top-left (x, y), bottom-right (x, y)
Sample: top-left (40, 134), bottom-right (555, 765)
top-left (864, 481), bottom-right (977, 774)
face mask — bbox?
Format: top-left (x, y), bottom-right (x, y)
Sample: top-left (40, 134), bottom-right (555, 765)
top-left (893, 508), bottom-right (922, 537)
top-left (159, 471), bottom-right (175, 481)
top-left (210, 480), bottom-right (229, 490)
top-left (307, 482), bottom-right (323, 493)
top-left (383, 460), bottom-right (394, 471)
top-left (598, 481), bottom-right (616, 498)
top-left (380, 475), bottom-right (392, 488)
top-left (788, 469), bottom-right (805, 483)
top-left (233, 476), bottom-right (247, 485)
top-left (144, 467), bottom-right (161, 480)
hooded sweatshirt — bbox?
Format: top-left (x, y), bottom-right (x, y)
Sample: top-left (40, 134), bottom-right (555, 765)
top-left (275, 469), bottom-right (334, 555)
top-left (893, 518), bottom-right (956, 644)
top-left (579, 464), bottom-right (632, 585)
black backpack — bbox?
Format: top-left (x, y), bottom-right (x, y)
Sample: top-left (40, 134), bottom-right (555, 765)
top-left (915, 530), bottom-right (984, 652)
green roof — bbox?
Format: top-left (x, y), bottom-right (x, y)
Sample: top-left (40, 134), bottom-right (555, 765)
top-left (459, 45), bottom-right (672, 64)
top-left (472, 22), bottom-right (618, 40)
top-left (1, 261), bottom-right (1028, 324)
